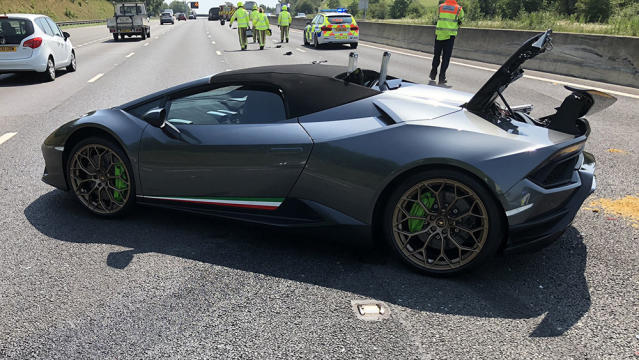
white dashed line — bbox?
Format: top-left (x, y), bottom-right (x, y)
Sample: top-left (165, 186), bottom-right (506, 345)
top-left (216, 50), bottom-right (222, 55)
top-left (143, 43), bottom-right (149, 47)
top-left (212, 41), bottom-right (216, 44)
top-left (0, 132), bottom-right (17, 145)
top-left (296, 48), bottom-right (306, 53)
top-left (125, 52), bottom-right (135, 58)
top-left (88, 73), bottom-right (104, 83)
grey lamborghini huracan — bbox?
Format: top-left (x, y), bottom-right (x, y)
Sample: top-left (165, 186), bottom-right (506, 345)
top-left (41, 30), bottom-right (615, 275)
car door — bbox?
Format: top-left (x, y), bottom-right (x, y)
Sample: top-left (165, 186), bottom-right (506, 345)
top-left (138, 83), bottom-right (314, 209)
top-left (44, 17), bottom-right (68, 65)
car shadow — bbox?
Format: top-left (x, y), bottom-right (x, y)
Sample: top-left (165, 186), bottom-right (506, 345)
top-left (25, 190), bottom-right (591, 338)
top-left (0, 71), bottom-right (71, 87)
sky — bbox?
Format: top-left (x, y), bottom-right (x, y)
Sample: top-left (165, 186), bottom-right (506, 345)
top-left (193, 0), bottom-right (281, 12)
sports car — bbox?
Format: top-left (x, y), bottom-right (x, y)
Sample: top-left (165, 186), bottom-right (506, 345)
top-left (41, 30), bottom-right (615, 275)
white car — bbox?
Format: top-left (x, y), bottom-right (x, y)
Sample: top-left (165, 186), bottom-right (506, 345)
top-left (0, 14), bottom-right (76, 81)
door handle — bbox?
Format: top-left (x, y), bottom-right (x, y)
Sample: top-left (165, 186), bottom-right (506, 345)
top-left (270, 147), bottom-right (303, 153)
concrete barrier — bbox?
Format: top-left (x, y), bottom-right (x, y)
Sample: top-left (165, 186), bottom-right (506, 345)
top-left (269, 17), bottom-right (639, 88)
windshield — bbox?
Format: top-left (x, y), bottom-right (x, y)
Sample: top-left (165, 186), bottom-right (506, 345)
top-left (327, 16), bottom-right (353, 24)
top-left (0, 18), bottom-right (34, 45)
top-left (118, 5), bottom-right (142, 15)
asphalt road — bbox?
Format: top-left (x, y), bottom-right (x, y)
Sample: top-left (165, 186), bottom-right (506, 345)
top-left (0, 18), bottom-right (638, 359)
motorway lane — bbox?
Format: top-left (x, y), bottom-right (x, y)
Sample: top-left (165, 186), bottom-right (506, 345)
top-left (0, 18), bottom-right (638, 359)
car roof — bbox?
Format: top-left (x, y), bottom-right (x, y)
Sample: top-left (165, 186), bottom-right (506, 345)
top-left (319, 12), bottom-right (352, 16)
top-left (3, 14), bottom-right (48, 20)
top-left (212, 64), bottom-right (380, 118)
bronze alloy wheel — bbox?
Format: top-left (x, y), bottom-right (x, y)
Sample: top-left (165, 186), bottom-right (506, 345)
top-left (391, 179), bottom-right (489, 271)
top-left (69, 144), bottom-right (131, 215)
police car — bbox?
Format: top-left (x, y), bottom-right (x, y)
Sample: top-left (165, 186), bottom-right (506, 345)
top-left (303, 9), bottom-right (358, 49)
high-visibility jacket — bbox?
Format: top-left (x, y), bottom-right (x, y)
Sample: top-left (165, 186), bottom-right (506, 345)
top-left (230, 7), bottom-right (249, 28)
top-left (255, 13), bottom-right (269, 30)
top-left (250, 10), bottom-right (257, 26)
top-left (435, 0), bottom-right (464, 40)
top-left (278, 10), bottom-right (291, 26)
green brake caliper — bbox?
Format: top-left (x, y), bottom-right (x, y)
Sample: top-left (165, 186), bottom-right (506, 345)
top-left (113, 164), bottom-right (126, 202)
top-left (408, 192), bottom-right (436, 233)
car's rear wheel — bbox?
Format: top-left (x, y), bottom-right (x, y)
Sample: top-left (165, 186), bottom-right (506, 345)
top-left (66, 51), bottom-right (77, 72)
top-left (382, 169), bottom-right (504, 276)
top-left (67, 137), bottom-right (135, 217)
top-left (113, 33), bottom-right (119, 41)
top-left (141, 29), bottom-right (147, 40)
top-left (41, 57), bottom-right (55, 81)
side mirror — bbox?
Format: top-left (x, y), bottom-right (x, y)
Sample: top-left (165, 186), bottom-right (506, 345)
top-left (142, 107), bottom-right (166, 127)
top-left (63, 32), bottom-right (70, 40)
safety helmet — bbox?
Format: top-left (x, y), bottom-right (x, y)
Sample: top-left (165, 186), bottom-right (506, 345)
top-left (282, 5), bottom-right (287, 10)
top-left (237, 2), bottom-right (243, 7)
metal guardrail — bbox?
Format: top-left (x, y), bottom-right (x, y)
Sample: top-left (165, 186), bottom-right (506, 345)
top-left (57, 19), bottom-right (106, 26)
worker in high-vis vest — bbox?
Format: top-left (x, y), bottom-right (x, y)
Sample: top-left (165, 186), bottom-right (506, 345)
top-left (250, 7), bottom-right (258, 43)
top-left (430, 0), bottom-right (464, 85)
top-left (255, 8), bottom-right (269, 50)
top-left (229, 2), bottom-right (250, 50)
top-left (278, 5), bottom-right (292, 43)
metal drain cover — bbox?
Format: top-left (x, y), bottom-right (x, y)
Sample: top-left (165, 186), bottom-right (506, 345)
top-left (351, 300), bottom-right (390, 321)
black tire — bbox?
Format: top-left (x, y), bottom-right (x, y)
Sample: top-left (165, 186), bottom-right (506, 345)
top-left (350, 42), bottom-right (358, 49)
top-left (382, 169), bottom-right (504, 276)
top-left (120, 34), bottom-right (125, 40)
top-left (113, 33), bottom-right (119, 41)
top-left (141, 29), bottom-right (147, 40)
top-left (67, 137), bottom-right (136, 218)
top-left (66, 51), bottom-right (77, 72)
top-left (221, 20), bottom-right (225, 25)
top-left (41, 56), bottom-right (55, 81)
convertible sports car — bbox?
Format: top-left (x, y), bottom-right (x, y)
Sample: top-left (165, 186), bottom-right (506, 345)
top-left (41, 30), bottom-right (615, 275)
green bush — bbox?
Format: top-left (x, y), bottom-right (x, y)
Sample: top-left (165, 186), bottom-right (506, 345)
top-left (327, 0), bottom-right (342, 9)
top-left (576, 0), bottom-right (611, 22)
top-left (390, 0), bottom-right (410, 18)
top-left (406, 1), bottom-right (426, 18)
top-left (347, 0), bottom-right (360, 16)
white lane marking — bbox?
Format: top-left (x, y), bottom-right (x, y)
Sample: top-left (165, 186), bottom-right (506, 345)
top-left (88, 73), bottom-right (104, 83)
top-left (296, 48), bottom-right (306, 53)
top-left (77, 36), bottom-right (112, 47)
top-left (212, 41), bottom-right (216, 44)
top-left (216, 50), bottom-right (222, 55)
top-left (0, 132), bottom-right (17, 145)
top-left (288, 28), bottom-right (639, 100)
top-left (226, 69), bottom-right (232, 71)
top-left (125, 52), bottom-right (135, 58)
top-left (143, 43), bottom-right (149, 47)
top-left (357, 42), bottom-right (639, 100)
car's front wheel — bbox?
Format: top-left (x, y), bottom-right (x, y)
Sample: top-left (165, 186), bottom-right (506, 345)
top-left (382, 169), bottom-right (504, 276)
top-left (67, 137), bottom-right (135, 217)
top-left (66, 51), bottom-right (76, 72)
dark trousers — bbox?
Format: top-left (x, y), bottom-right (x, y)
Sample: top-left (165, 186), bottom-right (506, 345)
top-left (431, 36), bottom-right (456, 79)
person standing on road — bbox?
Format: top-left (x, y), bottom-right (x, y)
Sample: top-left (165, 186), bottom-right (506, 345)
top-left (229, 2), bottom-right (250, 50)
top-left (430, 0), bottom-right (464, 85)
top-left (278, 5), bottom-right (292, 43)
top-left (250, 7), bottom-right (258, 43)
top-left (255, 8), bottom-right (270, 50)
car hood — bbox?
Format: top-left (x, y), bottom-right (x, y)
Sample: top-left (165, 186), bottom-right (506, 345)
top-left (373, 83), bottom-right (471, 121)
top-left (465, 30), bottom-right (553, 113)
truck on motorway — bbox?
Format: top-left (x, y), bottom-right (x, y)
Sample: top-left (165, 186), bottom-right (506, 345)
top-left (107, 2), bottom-right (151, 41)
top-left (209, 7), bottom-right (221, 21)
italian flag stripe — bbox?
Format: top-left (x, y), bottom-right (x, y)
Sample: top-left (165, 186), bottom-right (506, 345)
top-left (140, 196), bottom-right (283, 210)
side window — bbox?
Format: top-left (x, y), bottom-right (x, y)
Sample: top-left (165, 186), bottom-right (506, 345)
top-left (45, 17), bottom-right (62, 37)
top-left (124, 98), bottom-right (165, 119)
top-left (36, 18), bottom-right (54, 36)
top-left (166, 85), bottom-right (287, 126)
